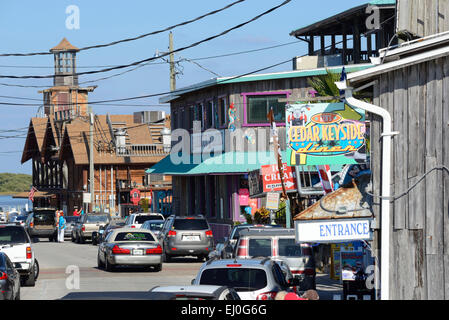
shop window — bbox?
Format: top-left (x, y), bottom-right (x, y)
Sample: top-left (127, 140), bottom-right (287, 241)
top-left (218, 96), bottom-right (228, 127)
top-left (244, 93), bottom-right (289, 125)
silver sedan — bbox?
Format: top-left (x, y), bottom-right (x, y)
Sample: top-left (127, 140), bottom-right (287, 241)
top-left (97, 228), bottom-right (162, 272)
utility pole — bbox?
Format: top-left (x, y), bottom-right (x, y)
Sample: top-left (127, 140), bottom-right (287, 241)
top-left (89, 110), bottom-right (95, 212)
top-left (169, 32), bottom-right (176, 92)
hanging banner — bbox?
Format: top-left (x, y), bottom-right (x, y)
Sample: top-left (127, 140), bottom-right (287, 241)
top-left (286, 103), bottom-right (366, 166)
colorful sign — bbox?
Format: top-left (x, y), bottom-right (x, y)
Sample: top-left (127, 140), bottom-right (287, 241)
top-left (286, 103), bottom-right (366, 166)
top-left (294, 218), bottom-right (372, 243)
top-left (266, 192), bottom-right (280, 210)
top-left (130, 188), bottom-right (141, 206)
top-left (238, 188), bottom-right (249, 206)
top-left (261, 163), bottom-right (296, 192)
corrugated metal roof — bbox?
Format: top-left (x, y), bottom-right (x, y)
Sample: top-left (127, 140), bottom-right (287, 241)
top-left (159, 64), bottom-right (373, 103)
top-left (293, 174), bottom-right (373, 221)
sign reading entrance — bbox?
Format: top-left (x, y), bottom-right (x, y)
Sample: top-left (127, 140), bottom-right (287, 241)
top-left (286, 103), bottom-right (366, 166)
top-left (294, 218), bottom-right (372, 243)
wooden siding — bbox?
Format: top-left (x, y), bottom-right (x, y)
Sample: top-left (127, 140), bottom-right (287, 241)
top-left (371, 55), bottom-right (449, 299)
top-left (396, 0), bottom-right (449, 38)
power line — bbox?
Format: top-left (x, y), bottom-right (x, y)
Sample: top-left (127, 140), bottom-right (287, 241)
top-left (0, 0), bottom-right (247, 57)
top-left (0, 0), bottom-right (292, 79)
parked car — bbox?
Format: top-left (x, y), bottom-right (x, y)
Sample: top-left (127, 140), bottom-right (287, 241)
top-left (124, 213), bottom-right (165, 229)
top-left (158, 215), bottom-right (214, 262)
top-left (92, 219), bottom-right (126, 245)
top-left (74, 213), bottom-right (110, 244)
top-left (0, 252), bottom-right (21, 300)
top-left (64, 216), bottom-right (81, 239)
top-left (192, 258), bottom-right (299, 300)
top-left (234, 228), bottom-right (316, 290)
top-left (147, 285), bottom-right (241, 300)
top-left (140, 219), bottom-right (165, 237)
top-left (220, 224), bottom-right (283, 259)
top-left (97, 227), bottom-right (162, 272)
top-left (25, 208), bottom-right (58, 242)
top-left (0, 225), bottom-right (39, 286)
top-left (14, 216), bottom-right (27, 228)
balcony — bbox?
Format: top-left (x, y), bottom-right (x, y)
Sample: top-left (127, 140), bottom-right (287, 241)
top-left (115, 144), bottom-right (169, 157)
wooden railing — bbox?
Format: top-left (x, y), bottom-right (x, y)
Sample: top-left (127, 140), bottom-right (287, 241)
top-left (116, 144), bottom-right (169, 157)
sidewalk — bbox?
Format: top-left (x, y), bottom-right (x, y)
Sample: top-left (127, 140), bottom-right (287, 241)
top-left (315, 273), bottom-right (342, 300)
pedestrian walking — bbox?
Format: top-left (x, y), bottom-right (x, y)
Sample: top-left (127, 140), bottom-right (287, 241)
top-left (58, 212), bottom-right (66, 243)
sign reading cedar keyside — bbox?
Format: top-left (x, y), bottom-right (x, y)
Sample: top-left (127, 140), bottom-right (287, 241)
top-left (286, 103), bottom-right (366, 166)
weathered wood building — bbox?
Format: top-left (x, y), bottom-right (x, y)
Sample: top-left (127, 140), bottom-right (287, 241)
top-left (347, 31), bottom-right (449, 299)
top-left (18, 39), bottom-right (172, 217)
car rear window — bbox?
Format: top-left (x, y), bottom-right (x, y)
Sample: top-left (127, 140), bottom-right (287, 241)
top-left (86, 215), bottom-right (109, 223)
top-left (248, 238), bottom-right (272, 257)
top-left (278, 238), bottom-right (302, 256)
top-left (199, 268), bottom-right (267, 291)
top-left (65, 216), bottom-right (80, 223)
top-left (135, 215), bottom-right (162, 224)
top-left (173, 219), bottom-right (208, 230)
top-left (114, 232), bottom-right (155, 242)
top-left (144, 221), bottom-right (164, 231)
top-left (33, 211), bottom-right (55, 223)
top-left (0, 226), bottom-right (29, 244)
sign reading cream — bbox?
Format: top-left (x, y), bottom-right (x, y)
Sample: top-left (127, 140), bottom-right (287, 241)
top-left (286, 103), bottom-right (366, 166)
top-left (294, 218), bottom-right (372, 243)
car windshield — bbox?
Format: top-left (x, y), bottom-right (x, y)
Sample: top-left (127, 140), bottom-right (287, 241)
top-left (135, 215), bottom-right (162, 224)
top-left (199, 268), bottom-right (267, 291)
top-left (0, 226), bottom-right (29, 244)
top-left (114, 232), bottom-right (155, 242)
top-left (65, 216), bottom-right (80, 223)
top-left (278, 238), bottom-right (302, 256)
top-left (173, 219), bottom-right (208, 230)
top-left (143, 221), bottom-right (164, 231)
top-left (86, 215), bottom-right (109, 223)
top-left (248, 238), bottom-right (272, 257)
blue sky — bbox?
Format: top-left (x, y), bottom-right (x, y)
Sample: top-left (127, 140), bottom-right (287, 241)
top-left (0, 0), bottom-right (368, 174)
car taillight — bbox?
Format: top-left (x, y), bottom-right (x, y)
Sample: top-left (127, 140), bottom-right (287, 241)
top-left (146, 244), bottom-right (162, 255)
top-left (131, 225), bottom-right (136, 228)
top-left (236, 239), bottom-right (248, 257)
top-left (0, 272), bottom-right (7, 280)
top-left (26, 246), bottom-right (32, 259)
top-left (304, 268), bottom-right (315, 276)
top-left (226, 264), bottom-right (242, 267)
top-left (30, 222), bottom-right (34, 228)
top-left (205, 230), bottom-right (213, 238)
top-left (81, 225), bottom-right (85, 232)
top-left (257, 292), bottom-right (276, 300)
top-left (168, 230), bottom-right (176, 237)
top-left (112, 245), bottom-right (130, 254)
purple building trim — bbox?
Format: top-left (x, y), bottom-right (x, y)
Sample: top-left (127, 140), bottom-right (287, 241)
top-left (241, 90), bottom-right (291, 127)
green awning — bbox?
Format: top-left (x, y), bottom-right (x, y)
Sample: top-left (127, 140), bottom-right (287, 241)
top-left (147, 151), bottom-right (343, 176)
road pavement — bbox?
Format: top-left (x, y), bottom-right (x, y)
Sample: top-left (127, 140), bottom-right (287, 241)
top-left (21, 238), bottom-right (342, 300)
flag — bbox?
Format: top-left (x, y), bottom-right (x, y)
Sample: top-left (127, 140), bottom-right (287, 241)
top-left (28, 186), bottom-right (37, 202)
top-left (316, 165), bottom-right (334, 194)
top-left (339, 67), bottom-right (347, 97)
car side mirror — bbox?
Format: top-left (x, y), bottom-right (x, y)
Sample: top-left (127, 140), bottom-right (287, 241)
top-left (191, 279), bottom-right (195, 285)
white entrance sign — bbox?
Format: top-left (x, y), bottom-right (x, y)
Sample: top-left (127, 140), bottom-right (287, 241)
top-left (295, 218), bottom-right (372, 243)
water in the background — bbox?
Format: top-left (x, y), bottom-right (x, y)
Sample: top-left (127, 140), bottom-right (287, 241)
top-left (0, 195), bottom-right (30, 213)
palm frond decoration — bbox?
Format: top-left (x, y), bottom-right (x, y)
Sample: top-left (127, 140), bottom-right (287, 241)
top-left (307, 68), bottom-right (342, 102)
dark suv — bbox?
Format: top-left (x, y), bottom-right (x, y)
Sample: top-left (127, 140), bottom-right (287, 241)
top-left (158, 215), bottom-right (214, 262)
top-left (26, 208), bottom-right (57, 242)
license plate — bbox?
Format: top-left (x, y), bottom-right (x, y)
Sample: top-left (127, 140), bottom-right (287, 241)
top-left (182, 235), bottom-right (200, 241)
top-left (133, 249), bottom-right (143, 255)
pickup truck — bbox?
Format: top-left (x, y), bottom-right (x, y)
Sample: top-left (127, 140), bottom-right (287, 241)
top-left (0, 225), bottom-right (39, 286)
top-left (75, 213), bottom-right (110, 244)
